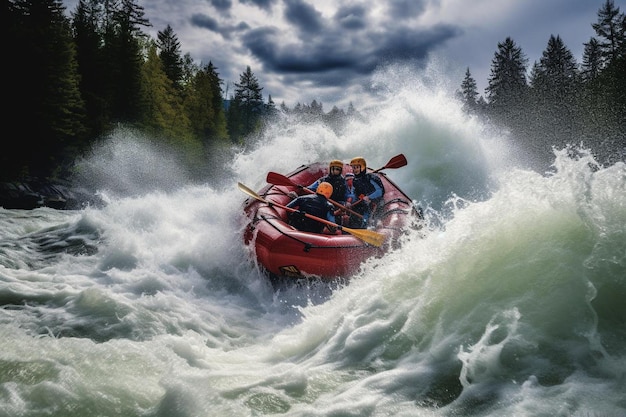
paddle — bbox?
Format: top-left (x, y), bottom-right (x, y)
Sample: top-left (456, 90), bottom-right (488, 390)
top-left (372, 154), bottom-right (407, 172)
top-left (238, 182), bottom-right (386, 247)
top-left (266, 172), bottom-right (364, 219)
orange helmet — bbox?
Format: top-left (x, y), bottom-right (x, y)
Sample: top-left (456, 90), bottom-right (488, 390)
top-left (350, 157), bottom-right (366, 170)
top-left (329, 159), bottom-right (343, 171)
top-left (316, 182), bottom-right (333, 199)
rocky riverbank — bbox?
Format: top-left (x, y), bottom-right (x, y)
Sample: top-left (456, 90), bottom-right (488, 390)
top-left (0, 179), bottom-right (103, 210)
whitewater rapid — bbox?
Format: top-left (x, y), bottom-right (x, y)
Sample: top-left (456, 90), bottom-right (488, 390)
top-left (1, 70), bottom-right (625, 417)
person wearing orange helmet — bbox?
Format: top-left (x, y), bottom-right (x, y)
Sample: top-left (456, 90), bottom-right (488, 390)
top-left (286, 182), bottom-right (336, 233)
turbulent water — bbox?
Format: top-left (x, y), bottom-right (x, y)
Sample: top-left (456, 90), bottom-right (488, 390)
top-left (1, 69), bottom-right (625, 417)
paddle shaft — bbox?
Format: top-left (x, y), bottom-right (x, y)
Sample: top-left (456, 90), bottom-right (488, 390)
top-left (299, 188), bottom-right (365, 219)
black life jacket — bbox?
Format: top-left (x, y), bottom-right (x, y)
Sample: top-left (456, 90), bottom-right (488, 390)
top-left (353, 173), bottom-right (384, 201)
top-left (319, 174), bottom-right (348, 203)
top-left (350, 172), bottom-right (385, 218)
top-left (287, 194), bottom-right (333, 233)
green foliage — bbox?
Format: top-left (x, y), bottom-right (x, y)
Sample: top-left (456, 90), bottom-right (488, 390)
top-left (5, 0), bottom-right (87, 180)
top-left (184, 62), bottom-right (229, 144)
top-left (101, 0), bottom-right (150, 124)
top-left (4, 0), bottom-right (624, 183)
top-left (72, 0), bottom-right (109, 138)
top-left (141, 42), bottom-right (192, 140)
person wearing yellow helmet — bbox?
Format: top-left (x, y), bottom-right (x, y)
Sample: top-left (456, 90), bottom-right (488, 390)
top-left (347, 156), bottom-right (385, 228)
top-left (296, 160), bottom-right (348, 205)
top-left (286, 182), bottom-right (336, 233)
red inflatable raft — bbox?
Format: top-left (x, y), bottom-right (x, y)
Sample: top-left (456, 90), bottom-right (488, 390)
top-left (240, 156), bottom-right (422, 282)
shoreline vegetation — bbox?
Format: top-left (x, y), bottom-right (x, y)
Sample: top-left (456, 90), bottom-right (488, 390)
top-left (3, 0), bottom-right (624, 209)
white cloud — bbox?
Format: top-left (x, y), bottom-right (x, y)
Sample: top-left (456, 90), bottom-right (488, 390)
top-left (62, 0), bottom-right (605, 109)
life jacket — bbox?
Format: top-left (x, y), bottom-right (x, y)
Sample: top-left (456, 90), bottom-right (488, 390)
top-left (346, 172), bottom-right (385, 229)
top-left (287, 194), bottom-right (334, 233)
top-left (352, 173), bottom-right (384, 207)
top-left (316, 174), bottom-right (348, 203)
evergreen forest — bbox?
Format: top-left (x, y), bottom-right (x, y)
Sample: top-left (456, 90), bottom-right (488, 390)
top-left (4, 0), bottom-right (625, 185)
top-left (457, 0), bottom-right (625, 169)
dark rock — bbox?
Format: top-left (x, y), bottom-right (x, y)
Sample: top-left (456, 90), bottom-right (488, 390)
top-left (0, 182), bottom-right (43, 209)
top-left (0, 179), bottom-right (104, 210)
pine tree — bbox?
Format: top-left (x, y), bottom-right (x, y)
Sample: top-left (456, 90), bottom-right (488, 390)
top-left (101, 0), bottom-right (151, 124)
top-left (72, 0), bottom-right (108, 138)
top-left (586, 0), bottom-right (626, 151)
top-left (529, 35), bottom-right (579, 99)
top-left (180, 53), bottom-right (198, 86)
top-left (266, 95), bottom-right (278, 118)
top-left (484, 37), bottom-right (534, 156)
top-left (459, 67), bottom-right (479, 112)
top-left (184, 61), bottom-right (228, 143)
top-left (581, 37), bottom-right (603, 82)
top-left (140, 42), bottom-right (192, 142)
top-left (157, 24), bottom-right (184, 91)
top-left (485, 37), bottom-right (528, 109)
top-left (5, 0), bottom-right (86, 180)
top-left (229, 66), bottom-right (264, 141)
top-left (592, 0), bottom-right (626, 67)
top-left (205, 62), bottom-right (228, 141)
top-left (528, 35), bottom-right (582, 149)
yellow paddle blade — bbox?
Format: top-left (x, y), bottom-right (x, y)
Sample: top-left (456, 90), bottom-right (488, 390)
top-left (238, 182), bottom-right (266, 203)
top-left (342, 227), bottom-right (386, 247)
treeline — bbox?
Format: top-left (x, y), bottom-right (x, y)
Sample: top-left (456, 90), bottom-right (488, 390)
top-left (457, 0), bottom-right (625, 168)
top-left (5, 0), bottom-right (357, 183)
top-left (5, 1), bottom-right (625, 184)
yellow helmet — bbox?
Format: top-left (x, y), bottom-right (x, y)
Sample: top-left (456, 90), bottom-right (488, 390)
top-left (350, 157), bottom-right (366, 170)
top-left (316, 182), bottom-right (333, 199)
top-left (329, 159), bottom-right (343, 171)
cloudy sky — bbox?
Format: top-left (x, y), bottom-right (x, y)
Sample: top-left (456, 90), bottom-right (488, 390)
top-left (64, 0), bottom-right (608, 111)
